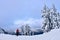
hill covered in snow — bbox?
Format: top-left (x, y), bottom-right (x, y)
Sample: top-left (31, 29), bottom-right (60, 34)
top-left (0, 28), bottom-right (60, 40)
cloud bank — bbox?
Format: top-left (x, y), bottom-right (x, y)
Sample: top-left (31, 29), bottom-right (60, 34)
top-left (14, 18), bottom-right (43, 29)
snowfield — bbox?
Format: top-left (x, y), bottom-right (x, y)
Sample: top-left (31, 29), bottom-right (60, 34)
top-left (0, 29), bottom-right (60, 40)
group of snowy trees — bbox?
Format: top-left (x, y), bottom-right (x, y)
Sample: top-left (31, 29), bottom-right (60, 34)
top-left (20, 24), bottom-right (43, 35)
top-left (21, 24), bottom-right (31, 35)
top-left (41, 5), bottom-right (60, 32)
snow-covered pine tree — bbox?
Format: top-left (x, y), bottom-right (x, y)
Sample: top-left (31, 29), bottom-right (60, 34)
top-left (41, 5), bottom-right (51, 32)
top-left (50, 5), bottom-right (60, 29)
top-left (49, 4), bottom-right (57, 29)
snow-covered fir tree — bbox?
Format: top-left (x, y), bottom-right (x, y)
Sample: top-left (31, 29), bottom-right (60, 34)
top-left (41, 5), bottom-right (51, 32)
top-left (41, 5), bottom-right (60, 32)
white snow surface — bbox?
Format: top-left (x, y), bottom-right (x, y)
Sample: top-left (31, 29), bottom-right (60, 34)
top-left (0, 29), bottom-right (60, 40)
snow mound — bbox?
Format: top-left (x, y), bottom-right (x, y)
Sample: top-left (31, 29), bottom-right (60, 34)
top-left (0, 29), bottom-right (60, 40)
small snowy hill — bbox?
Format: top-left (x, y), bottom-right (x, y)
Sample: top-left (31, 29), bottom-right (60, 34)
top-left (0, 29), bottom-right (60, 40)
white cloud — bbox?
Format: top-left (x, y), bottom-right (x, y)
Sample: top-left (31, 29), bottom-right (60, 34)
top-left (14, 18), bottom-right (43, 28)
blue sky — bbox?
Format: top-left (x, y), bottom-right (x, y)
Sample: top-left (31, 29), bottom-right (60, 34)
top-left (0, 0), bottom-right (60, 30)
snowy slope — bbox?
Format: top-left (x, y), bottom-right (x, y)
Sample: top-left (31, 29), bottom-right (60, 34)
top-left (0, 29), bottom-right (60, 40)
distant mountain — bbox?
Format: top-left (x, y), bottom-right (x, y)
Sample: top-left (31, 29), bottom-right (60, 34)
top-left (0, 28), bottom-right (4, 33)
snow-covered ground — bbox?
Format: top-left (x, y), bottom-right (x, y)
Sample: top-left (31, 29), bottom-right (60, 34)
top-left (0, 29), bottom-right (60, 40)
